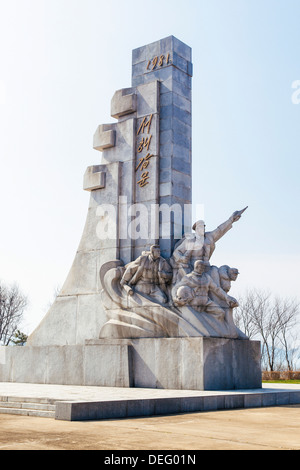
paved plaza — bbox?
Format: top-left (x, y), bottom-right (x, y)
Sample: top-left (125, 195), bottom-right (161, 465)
top-left (0, 382), bottom-right (300, 450)
top-left (0, 403), bottom-right (300, 450)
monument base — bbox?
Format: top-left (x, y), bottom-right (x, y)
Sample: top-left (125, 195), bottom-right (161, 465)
top-left (0, 337), bottom-right (261, 391)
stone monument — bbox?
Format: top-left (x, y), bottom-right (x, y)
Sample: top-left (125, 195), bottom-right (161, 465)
top-left (0, 36), bottom-right (262, 390)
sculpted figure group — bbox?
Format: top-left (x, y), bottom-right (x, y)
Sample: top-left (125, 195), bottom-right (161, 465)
top-left (119, 208), bottom-right (247, 319)
top-left (100, 207), bottom-right (248, 339)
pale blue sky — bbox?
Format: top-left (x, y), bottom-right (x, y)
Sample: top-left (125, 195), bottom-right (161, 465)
top-left (0, 0), bottom-right (299, 332)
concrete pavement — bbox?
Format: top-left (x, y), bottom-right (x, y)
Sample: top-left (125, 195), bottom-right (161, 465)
top-left (1, 382), bottom-right (300, 450)
top-left (0, 404), bottom-right (300, 450)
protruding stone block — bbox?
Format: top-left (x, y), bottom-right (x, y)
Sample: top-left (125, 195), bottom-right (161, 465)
top-left (111, 88), bottom-right (137, 119)
top-left (83, 166), bottom-right (106, 192)
top-left (93, 124), bottom-right (116, 151)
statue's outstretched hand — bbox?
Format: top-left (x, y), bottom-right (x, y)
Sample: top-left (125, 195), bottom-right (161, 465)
top-left (231, 206), bottom-right (248, 223)
top-left (232, 212), bottom-right (241, 222)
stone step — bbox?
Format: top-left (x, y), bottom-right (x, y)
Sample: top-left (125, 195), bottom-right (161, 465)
top-left (0, 406), bottom-right (55, 418)
top-left (0, 401), bottom-right (56, 411)
top-left (0, 397), bottom-right (56, 418)
top-left (0, 396), bottom-right (57, 405)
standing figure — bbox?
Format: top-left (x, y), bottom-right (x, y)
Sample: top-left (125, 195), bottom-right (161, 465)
top-left (170, 207), bottom-right (247, 283)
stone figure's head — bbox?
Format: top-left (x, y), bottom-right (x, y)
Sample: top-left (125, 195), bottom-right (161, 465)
top-left (228, 268), bottom-right (239, 281)
top-left (150, 245), bottom-right (161, 260)
top-left (192, 220), bottom-right (205, 237)
top-left (194, 260), bottom-right (207, 275)
top-left (175, 286), bottom-right (194, 306)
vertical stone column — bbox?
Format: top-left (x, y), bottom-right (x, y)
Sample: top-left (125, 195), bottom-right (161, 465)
top-left (132, 36), bottom-right (193, 258)
top-left (131, 80), bottom-right (160, 260)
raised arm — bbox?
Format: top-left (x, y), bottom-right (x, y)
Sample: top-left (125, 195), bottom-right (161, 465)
top-left (207, 207), bottom-right (248, 243)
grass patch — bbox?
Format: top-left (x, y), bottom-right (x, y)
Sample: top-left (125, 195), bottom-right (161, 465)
top-left (262, 380), bottom-right (300, 384)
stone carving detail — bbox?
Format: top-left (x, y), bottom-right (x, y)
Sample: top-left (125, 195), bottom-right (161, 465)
top-left (120, 245), bottom-right (173, 305)
top-left (170, 207), bottom-right (247, 284)
top-left (99, 208), bottom-right (248, 340)
top-left (172, 260), bottom-right (238, 315)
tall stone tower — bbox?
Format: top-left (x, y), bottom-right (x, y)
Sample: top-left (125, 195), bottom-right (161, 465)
top-left (27, 36), bottom-right (193, 346)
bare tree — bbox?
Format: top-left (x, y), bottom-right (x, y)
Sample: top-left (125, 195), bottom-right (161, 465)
top-left (0, 282), bottom-right (28, 346)
top-left (234, 289), bottom-right (270, 339)
top-left (234, 289), bottom-right (300, 371)
top-left (274, 297), bottom-right (300, 371)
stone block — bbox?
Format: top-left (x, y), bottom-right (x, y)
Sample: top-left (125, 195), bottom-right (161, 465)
top-left (10, 347), bottom-right (47, 384)
top-left (93, 124), bottom-right (116, 151)
top-left (159, 181), bottom-right (172, 198)
top-left (171, 51), bottom-right (192, 76)
top-left (172, 143), bottom-right (191, 162)
top-left (84, 344), bottom-right (131, 387)
top-left (91, 161), bottom-right (121, 206)
top-left (244, 394), bottom-right (262, 408)
top-left (159, 144), bottom-right (173, 159)
top-left (290, 392), bottom-right (300, 404)
top-left (173, 117), bottom-right (191, 138)
top-left (202, 396), bottom-right (219, 411)
top-left (154, 398), bottom-right (182, 416)
top-left (111, 88), bottom-right (137, 119)
top-left (172, 36), bottom-right (192, 61)
top-left (160, 91), bottom-right (173, 108)
top-left (173, 131), bottom-right (191, 150)
top-left (172, 67), bottom-right (192, 89)
top-left (172, 156), bottom-right (191, 175)
top-left (132, 60), bottom-right (149, 78)
top-left (160, 77), bottom-right (191, 99)
top-left (171, 171), bottom-right (192, 201)
top-left (160, 104), bottom-right (173, 120)
top-left (202, 338), bottom-right (262, 390)
top-left (127, 338), bottom-right (261, 391)
top-left (100, 118), bottom-right (136, 164)
top-left (172, 92), bottom-right (192, 113)
top-left (46, 346), bottom-right (84, 385)
top-left (224, 394), bottom-right (244, 410)
top-left (275, 392), bottom-right (290, 405)
top-left (83, 166), bottom-right (106, 192)
top-left (0, 343), bottom-right (131, 387)
top-left (126, 398), bottom-right (154, 417)
top-left (262, 392), bottom-right (277, 407)
top-left (173, 105), bottom-right (192, 126)
top-left (159, 117), bottom-right (173, 133)
top-left (132, 45), bottom-right (147, 65)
